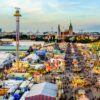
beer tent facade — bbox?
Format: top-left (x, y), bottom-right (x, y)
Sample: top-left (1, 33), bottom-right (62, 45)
top-left (25, 82), bottom-right (57, 100)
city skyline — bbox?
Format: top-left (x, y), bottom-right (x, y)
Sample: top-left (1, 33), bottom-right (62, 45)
top-left (0, 0), bottom-right (100, 32)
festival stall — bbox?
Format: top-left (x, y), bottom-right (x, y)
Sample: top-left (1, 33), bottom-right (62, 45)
top-left (0, 80), bottom-right (23, 97)
top-left (76, 90), bottom-right (89, 100)
top-left (5, 61), bottom-right (29, 73)
top-left (23, 53), bottom-right (40, 63)
top-left (77, 95), bottom-right (89, 100)
top-left (7, 73), bottom-right (30, 80)
top-left (0, 88), bottom-right (9, 96)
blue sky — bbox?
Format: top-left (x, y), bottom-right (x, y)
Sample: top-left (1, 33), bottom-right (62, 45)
top-left (0, 0), bottom-right (100, 32)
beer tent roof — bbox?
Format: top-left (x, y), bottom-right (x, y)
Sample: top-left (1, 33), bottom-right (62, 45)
top-left (26, 82), bottom-right (57, 98)
top-left (0, 52), bottom-right (14, 68)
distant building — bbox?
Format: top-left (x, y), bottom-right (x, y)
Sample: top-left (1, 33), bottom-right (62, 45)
top-left (69, 22), bottom-right (73, 34)
top-left (61, 22), bottom-right (74, 36)
top-left (57, 22), bottom-right (75, 40)
top-left (0, 28), bottom-right (2, 32)
top-left (58, 24), bottom-right (61, 36)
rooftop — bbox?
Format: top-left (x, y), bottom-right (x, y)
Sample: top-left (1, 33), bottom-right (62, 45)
top-left (26, 82), bottom-right (57, 98)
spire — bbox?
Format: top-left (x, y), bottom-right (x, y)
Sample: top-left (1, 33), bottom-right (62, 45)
top-left (69, 21), bottom-right (73, 34)
top-left (69, 21), bottom-right (72, 30)
top-left (58, 24), bottom-right (61, 36)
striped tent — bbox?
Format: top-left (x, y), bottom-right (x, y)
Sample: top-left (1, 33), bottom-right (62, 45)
top-left (26, 95), bottom-right (55, 100)
top-left (25, 82), bottom-right (57, 100)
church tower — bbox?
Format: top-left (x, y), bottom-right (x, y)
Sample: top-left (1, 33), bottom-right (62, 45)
top-left (69, 22), bottom-right (73, 35)
top-left (58, 24), bottom-right (61, 36)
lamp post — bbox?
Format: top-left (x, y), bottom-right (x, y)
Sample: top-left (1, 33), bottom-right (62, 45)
top-left (14, 7), bottom-right (21, 68)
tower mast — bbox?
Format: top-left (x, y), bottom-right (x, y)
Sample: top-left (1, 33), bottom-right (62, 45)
top-left (14, 7), bottom-right (21, 67)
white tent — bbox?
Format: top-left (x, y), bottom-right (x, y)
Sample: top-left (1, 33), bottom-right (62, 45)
top-left (0, 52), bottom-right (15, 68)
top-left (1, 79), bottom-right (23, 93)
top-left (50, 58), bottom-right (65, 63)
top-left (3, 80), bottom-right (23, 88)
top-left (23, 54), bottom-right (39, 61)
top-left (25, 82), bottom-right (57, 99)
top-left (20, 80), bottom-right (30, 88)
top-left (20, 91), bottom-right (29, 100)
top-left (34, 64), bottom-right (45, 70)
top-left (12, 41), bottom-right (45, 47)
top-left (30, 64), bottom-right (45, 70)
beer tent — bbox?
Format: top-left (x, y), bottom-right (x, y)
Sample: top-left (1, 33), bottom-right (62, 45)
top-left (0, 52), bottom-right (15, 69)
top-left (25, 82), bottom-right (57, 100)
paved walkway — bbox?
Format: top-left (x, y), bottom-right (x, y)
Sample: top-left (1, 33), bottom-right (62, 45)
top-left (64, 43), bottom-right (100, 100)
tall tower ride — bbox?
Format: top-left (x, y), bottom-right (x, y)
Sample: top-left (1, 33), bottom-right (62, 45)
top-left (14, 7), bottom-right (21, 67)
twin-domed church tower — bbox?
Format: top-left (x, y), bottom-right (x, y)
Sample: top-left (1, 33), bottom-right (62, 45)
top-left (57, 21), bottom-right (74, 39)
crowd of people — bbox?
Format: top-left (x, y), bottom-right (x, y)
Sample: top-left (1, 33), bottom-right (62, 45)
top-left (0, 42), bottom-right (100, 100)
top-left (41, 43), bottom-right (100, 100)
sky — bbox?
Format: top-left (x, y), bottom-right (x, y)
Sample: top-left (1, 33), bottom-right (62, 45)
top-left (0, 0), bottom-right (100, 32)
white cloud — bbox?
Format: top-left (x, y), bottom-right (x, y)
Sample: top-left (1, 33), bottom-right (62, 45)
top-left (0, 0), bottom-right (100, 32)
